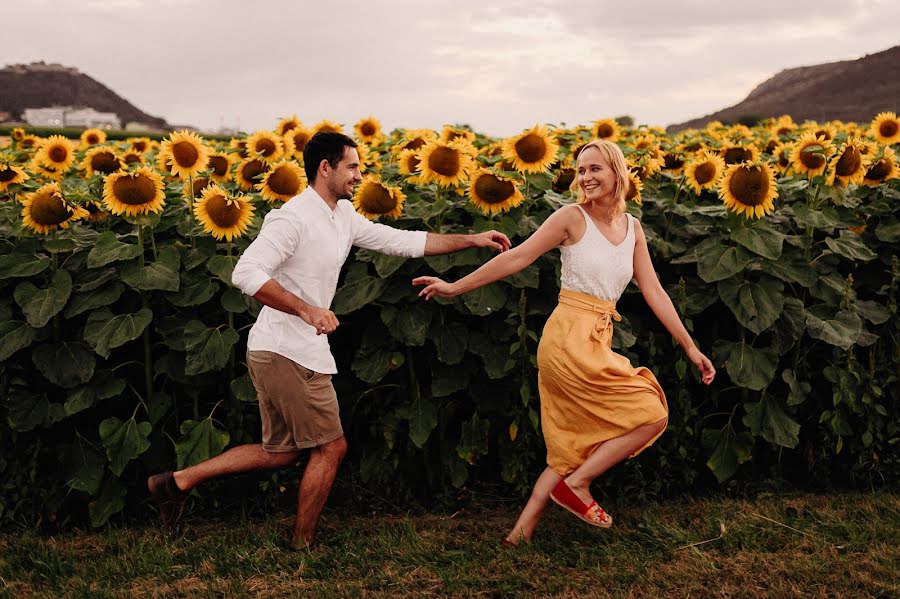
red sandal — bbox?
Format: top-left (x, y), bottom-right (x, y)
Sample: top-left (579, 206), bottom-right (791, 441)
top-left (550, 479), bottom-right (613, 528)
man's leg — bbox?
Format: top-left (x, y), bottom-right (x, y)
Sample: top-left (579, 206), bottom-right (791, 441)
top-left (173, 444), bottom-right (301, 492)
top-left (291, 435), bottom-right (347, 549)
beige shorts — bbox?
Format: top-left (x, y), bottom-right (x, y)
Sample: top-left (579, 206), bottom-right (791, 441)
top-left (246, 351), bottom-right (343, 452)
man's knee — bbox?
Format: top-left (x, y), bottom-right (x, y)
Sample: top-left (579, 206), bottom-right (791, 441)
top-left (318, 435), bottom-right (347, 462)
top-left (267, 449), bottom-right (301, 467)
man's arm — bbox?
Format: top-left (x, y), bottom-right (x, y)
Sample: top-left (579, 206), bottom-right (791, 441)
top-left (423, 231), bottom-right (511, 255)
top-left (252, 280), bottom-right (339, 335)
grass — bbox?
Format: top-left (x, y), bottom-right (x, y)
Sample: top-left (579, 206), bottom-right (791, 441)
top-left (0, 492), bottom-right (897, 597)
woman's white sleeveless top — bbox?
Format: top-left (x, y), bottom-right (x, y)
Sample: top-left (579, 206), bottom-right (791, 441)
top-left (559, 206), bottom-right (636, 302)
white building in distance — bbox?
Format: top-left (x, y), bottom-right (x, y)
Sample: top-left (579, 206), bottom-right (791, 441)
top-left (23, 106), bottom-right (121, 130)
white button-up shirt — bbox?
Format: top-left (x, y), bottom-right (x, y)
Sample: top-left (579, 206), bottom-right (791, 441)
top-left (232, 186), bottom-right (427, 374)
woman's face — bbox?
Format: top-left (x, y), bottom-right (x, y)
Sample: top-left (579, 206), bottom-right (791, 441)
top-left (577, 146), bottom-right (617, 204)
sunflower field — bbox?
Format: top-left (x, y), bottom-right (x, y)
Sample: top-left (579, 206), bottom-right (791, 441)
top-left (0, 113), bottom-right (898, 527)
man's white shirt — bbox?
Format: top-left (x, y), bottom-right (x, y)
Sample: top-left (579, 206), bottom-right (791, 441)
top-left (232, 186), bottom-right (427, 374)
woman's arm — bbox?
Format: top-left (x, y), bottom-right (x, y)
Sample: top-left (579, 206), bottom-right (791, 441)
top-left (632, 220), bottom-right (716, 385)
top-left (413, 206), bottom-right (577, 299)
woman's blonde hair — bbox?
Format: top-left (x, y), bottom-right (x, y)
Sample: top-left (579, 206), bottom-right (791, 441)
top-left (570, 139), bottom-right (630, 221)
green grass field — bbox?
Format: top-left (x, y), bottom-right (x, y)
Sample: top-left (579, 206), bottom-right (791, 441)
top-left (1, 492), bottom-right (897, 597)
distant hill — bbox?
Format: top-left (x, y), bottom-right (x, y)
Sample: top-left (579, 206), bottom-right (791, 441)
top-left (668, 45), bottom-right (900, 131)
top-left (0, 62), bottom-right (170, 130)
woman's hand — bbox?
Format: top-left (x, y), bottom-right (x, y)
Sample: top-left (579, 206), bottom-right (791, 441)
top-left (686, 347), bottom-right (716, 385)
top-left (412, 276), bottom-right (458, 300)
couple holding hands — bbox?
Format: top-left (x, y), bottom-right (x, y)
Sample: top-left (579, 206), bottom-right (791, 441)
top-left (149, 131), bottom-right (715, 549)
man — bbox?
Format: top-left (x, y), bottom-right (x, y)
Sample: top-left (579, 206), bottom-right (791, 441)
top-left (148, 131), bottom-right (510, 549)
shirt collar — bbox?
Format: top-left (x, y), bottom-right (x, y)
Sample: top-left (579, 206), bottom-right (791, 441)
top-left (298, 185), bottom-right (337, 219)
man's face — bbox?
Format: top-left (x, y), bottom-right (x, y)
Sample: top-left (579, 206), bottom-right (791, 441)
top-left (327, 146), bottom-right (362, 200)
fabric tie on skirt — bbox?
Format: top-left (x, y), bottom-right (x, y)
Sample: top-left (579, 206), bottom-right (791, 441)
top-left (557, 291), bottom-right (621, 346)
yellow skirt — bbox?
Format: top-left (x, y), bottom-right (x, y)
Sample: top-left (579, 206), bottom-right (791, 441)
top-left (537, 289), bottom-right (668, 475)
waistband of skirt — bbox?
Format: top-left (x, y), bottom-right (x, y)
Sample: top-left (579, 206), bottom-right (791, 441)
top-left (557, 289), bottom-right (618, 314)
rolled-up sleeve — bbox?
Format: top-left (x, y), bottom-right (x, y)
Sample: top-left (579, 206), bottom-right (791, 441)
top-left (232, 213), bottom-right (302, 296)
top-left (351, 211), bottom-right (427, 258)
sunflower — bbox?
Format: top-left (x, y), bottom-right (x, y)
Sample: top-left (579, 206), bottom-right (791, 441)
top-left (352, 175), bottom-right (406, 219)
top-left (126, 137), bottom-right (153, 154)
top-left (245, 130), bottom-right (284, 162)
top-left (684, 151), bottom-right (726, 194)
top-left (276, 115), bottom-right (302, 135)
top-left (662, 150), bottom-right (686, 175)
top-left (396, 148), bottom-right (424, 184)
top-left (122, 150), bottom-right (145, 165)
top-left (285, 126), bottom-right (313, 159)
top-left (0, 163), bottom-right (29, 192)
top-left (808, 123), bottom-right (837, 142)
top-left (34, 135), bottom-right (77, 172)
top-left (626, 171), bottom-right (644, 205)
top-left (393, 129), bottom-right (437, 155)
top-left (29, 162), bottom-right (63, 181)
top-left (80, 128), bottom-right (106, 147)
top-left (771, 116), bottom-right (796, 137)
top-left (183, 176), bottom-right (213, 199)
top-left (81, 147), bottom-right (124, 177)
top-left (551, 167), bottom-right (575, 193)
top-left (207, 152), bottom-right (235, 182)
top-left (771, 142), bottom-right (793, 175)
top-left (193, 184), bottom-right (255, 241)
top-left (591, 119), bottom-right (619, 142)
top-left (870, 112), bottom-right (900, 145)
top-left (19, 135), bottom-right (41, 150)
top-left (416, 139), bottom-right (475, 188)
top-left (501, 124), bottom-right (559, 174)
top-left (102, 167), bottom-right (166, 216)
top-left (229, 137), bottom-right (249, 159)
top-left (467, 169), bottom-right (524, 216)
top-left (256, 160), bottom-right (305, 202)
top-left (862, 146), bottom-right (897, 186)
top-left (718, 161), bottom-right (778, 219)
top-left (826, 139), bottom-right (870, 187)
top-left (158, 130), bottom-right (210, 179)
top-left (789, 133), bottom-right (834, 177)
top-left (312, 119), bottom-right (344, 135)
top-left (83, 199), bottom-right (109, 222)
top-left (235, 158), bottom-right (271, 191)
top-left (440, 125), bottom-right (476, 144)
top-left (11, 127), bottom-right (25, 141)
top-left (21, 183), bottom-right (89, 234)
top-left (354, 116), bottom-right (383, 143)
top-left (719, 143), bottom-right (758, 166)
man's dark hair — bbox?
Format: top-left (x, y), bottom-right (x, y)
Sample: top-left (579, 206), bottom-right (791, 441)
top-left (303, 132), bottom-right (357, 183)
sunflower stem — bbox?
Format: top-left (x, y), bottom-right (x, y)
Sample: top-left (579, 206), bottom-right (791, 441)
top-left (137, 224), bottom-right (153, 403)
top-left (50, 231), bottom-right (61, 342)
top-left (226, 240), bottom-right (238, 427)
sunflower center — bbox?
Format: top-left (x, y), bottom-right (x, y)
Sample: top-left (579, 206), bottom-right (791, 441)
top-left (240, 160), bottom-right (267, 185)
top-left (132, 141), bottom-right (148, 152)
top-left (514, 134), bottom-right (547, 163)
top-left (764, 139), bottom-right (778, 154)
top-left (86, 134), bottom-right (99, 145)
top-left (664, 154), bottom-right (684, 169)
top-left (292, 133), bottom-right (310, 152)
top-left (866, 159), bottom-right (891, 181)
top-left (281, 121), bottom-right (298, 133)
top-left (626, 179), bottom-right (639, 201)
top-left (172, 141), bottom-right (200, 167)
top-left (552, 169), bottom-right (574, 192)
top-left (728, 166), bottom-right (770, 206)
top-left (31, 191), bottom-right (71, 225)
top-left (208, 155), bottom-right (229, 177)
top-left (255, 138), bottom-right (277, 157)
top-left (405, 138), bottom-right (426, 151)
top-left (48, 145), bottom-right (69, 163)
top-left (205, 193), bottom-right (242, 228)
top-left (90, 151), bottom-right (121, 174)
top-left (723, 147), bottom-right (751, 165)
top-left (596, 123), bottom-right (615, 138)
top-left (360, 122), bottom-right (377, 136)
top-left (404, 155), bottom-right (421, 173)
top-left (192, 177), bottom-right (211, 197)
top-left (835, 147), bottom-right (862, 177)
top-left (474, 174), bottom-right (515, 205)
top-left (0, 167), bottom-right (17, 183)
top-left (112, 174), bottom-right (157, 205)
top-left (879, 120), bottom-right (899, 138)
top-left (318, 125), bottom-right (338, 133)
top-left (359, 184), bottom-right (396, 214)
top-left (694, 162), bottom-right (717, 185)
top-left (814, 129), bottom-right (832, 140)
top-left (799, 145), bottom-right (827, 169)
top-left (428, 147), bottom-right (461, 176)
top-left (267, 166), bottom-right (301, 195)
top-left (21, 138), bottom-right (36, 148)
top-left (684, 142), bottom-right (703, 152)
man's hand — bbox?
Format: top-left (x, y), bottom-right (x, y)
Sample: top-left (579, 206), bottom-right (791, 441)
top-left (472, 230), bottom-right (511, 252)
top-left (299, 305), bottom-right (340, 335)
top-left (412, 276), bottom-right (458, 300)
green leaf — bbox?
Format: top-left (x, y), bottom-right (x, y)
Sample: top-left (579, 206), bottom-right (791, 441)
top-left (703, 426), bottom-right (754, 483)
top-left (99, 416), bottom-right (152, 476)
top-left (231, 373), bottom-right (257, 403)
top-left (332, 276), bottom-right (388, 315)
top-left (167, 272), bottom-right (217, 307)
top-left (716, 276), bottom-right (784, 334)
top-left (469, 331), bottom-right (516, 378)
top-left (207, 254), bottom-right (238, 283)
top-left (120, 261), bottom-right (180, 291)
top-left (782, 369), bottom-right (811, 407)
top-left (352, 347), bottom-right (393, 384)
top-left (220, 287), bottom-right (248, 313)
top-left (463, 283), bottom-right (507, 316)
top-left (432, 322), bottom-right (468, 365)
top-left (89, 476), bottom-right (127, 528)
top-left (431, 361), bottom-right (471, 397)
top-left (86, 231), bottom-right (142, 268)
top-left (393, 303), bottom-right (433, 346)
top-left (175, 418), bottom-right (230, 470)
top-left (65, 282), bottom-right (124, 318)
top-left (730, 223), bottom-right (785, 260)
top-left (725, 342), bottom-right (778, 391)
top-left (771, 297), bottom-right (806, 355)
top-left (146, 391), bottom-right (172, 426)
top-left (5, 388), bottom-right (49, 432)
top-left (83, 308), bottom-right (153, 358)
top-left (697, 244), bottom-right (752, 283)
top-left (763, 255), bottom-right (818, 288)
top-left (31, 342), bottom-right (96, 389)
top-left (183, 321), bottom-right (239, 375)
top-left (0, 321), bottom-right (36, 360)
top-left (0, 253), bottom-right (50, 280)
top-left (874, 218), bottom-right (900, 243)
top-left (408, 396), bottom-right (438, 447)
top-left (743, 395), bottom-right (800, 448)
top-left (805, 305), bottom-right (862, 351)
top-left (372, 253), bottom-right (407, 278)
top-left (66, 441), bottom-right (105, 495)
top-left (506, 265), bottom-right (540, 289)
top-left (13, 269), bottom-right (72, 327)
top-left (791, 204), bottom-right (839, 231)
top-left (65, 371), bottom-right (126, 416)
top-left (824, 231), bottom-right (876, 262)
top-left (855, 300), bottom-right (890, 325)
top-left (457, 413), bottom-right (490, 465)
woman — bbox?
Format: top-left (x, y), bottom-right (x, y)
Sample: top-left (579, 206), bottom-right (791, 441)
top-left (413, 139), bottom-right (716, 543)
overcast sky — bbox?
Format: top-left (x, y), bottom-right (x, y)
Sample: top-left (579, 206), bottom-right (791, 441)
top-left (7, 0), bottom-right (899, 136)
